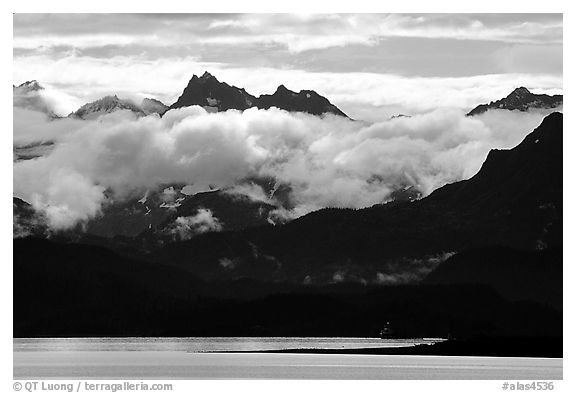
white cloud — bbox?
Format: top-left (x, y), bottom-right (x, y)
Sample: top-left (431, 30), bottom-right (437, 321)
top-left (167, 209), bottom-right (223, 241)
top-left (37, 85), bottom-right (84, 116)
top-left (224, 182), bottom-right (276, 205)
top-left (14, 34), bottom-right (162, 51)
top-left (14, 14), bottom-right (562, 54)
top-left (199, 15), bottom-right (562, 52)
top-left (13, 107), bottom-right (85, 145)
top-left (15, 164), bottom-right (106, 230)
top-left (13, 104), bottom-right (558, 231)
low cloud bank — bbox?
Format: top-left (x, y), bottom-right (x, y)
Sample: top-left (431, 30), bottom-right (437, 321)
top-left (13, 104), bottom-right (558, 230)
top-left (13, 107), bottom-right (85, 146)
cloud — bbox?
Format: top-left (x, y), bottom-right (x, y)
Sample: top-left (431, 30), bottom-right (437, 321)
top-left (14, 14), bottom-right (562, 54)
top-left (14, 164), bottom-right (106, 230)
top-left (332, 271), bottom-right (345, 283)
top-left (376, 251), bottom-right (457, 284)
top-left (493, 44), bottom-right (563, 75)
top-left (198, 14), bottom-right (563, 52)
top-left (13, 81), bottom-right (82, 117)
top-left (224, 182), bottom-right (276, 205)
top-left (219, 257), bottom-right (237, 270)
top-left (36, 85), bottom-right (84, 117)
top-left (166, 209), bottom-right (223, 241)
top-left (13, 107), bottom-right (87, 146)
top-left (13, 104), bottom-right (559, 231)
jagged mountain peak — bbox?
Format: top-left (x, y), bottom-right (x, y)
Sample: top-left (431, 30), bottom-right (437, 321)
top-left (201, 71), bottom-right (216, 79)
top-left (167, 72), bottom-right (348, 118)
top-left (88, 95), bottom-right (120, 105)
top-left (510, 86), bottom-right (531, 96)
top-left (169, 72), bottom-right (255, 112)
top-left (275, 84), bottom-right (291, 93)
top-left (141, 97), bottom-right (168, 116)
top-left (258, 86), bottom-right (348, 117)
top-left (467, 87), bottom-right (562, 116)
top-left (189, 71), bottom-right (220, 85)
top-left (69, 95), bottom-right (146, 120)
top-left (15, 80), bottom-right (43, 92)
top-left (13, 80), bottom-right (61, 118)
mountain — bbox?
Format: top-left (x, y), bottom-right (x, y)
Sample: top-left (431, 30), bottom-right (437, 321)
top-left (424, 246), bottom-right (561, 309)
top-left (167, 71), bottom-right (348, 117)
top-left (14, 237), bottom-right (561, 339)
top-left (467, 87), bottom-right (563, 116)
top-left (149, 112), bottom-right (562, 282)
top-left (140, 97), bottom-right (168, 116)
top-left (16, 176), bottom-right (293, 247)
top-left (14, 80), bottom-right (42, 93)
top-left (13, 111), bottom-right (563, 340)
top-left (80, 184), bottom-right (278, 245)
top-left (13, 197), bottom-right (48, 238)
top-left (14, 111), bottom-right (562, 284)
top-left (13, 237), bottom-right (202, 337)
top-left (16, 73), bottom-right (348, 122)
top-left (257, 84), bottom-right (348, 117)
top-left (69, 95), bottom-right (146, 120)
top-left (13, 80), bottom-right (59, 118)
top-left (169, 71), bottom-right (256, 113)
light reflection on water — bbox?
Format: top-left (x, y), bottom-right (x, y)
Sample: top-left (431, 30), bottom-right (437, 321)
top-left (14, 337), bottom-right (444, 353)
top-left (13, 338), bottom-right (563, 380)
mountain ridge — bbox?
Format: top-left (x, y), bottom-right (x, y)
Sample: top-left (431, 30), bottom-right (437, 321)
top-left (148, 112), bottom-right (562, 283)
top-left (68, 95), bottom-right (147, 119)
top-left (13, 80), bottom-right (60, 118)
top-left (167, 71), bottom-right (349, 118)
top-left (467, 87), bottom-right (562, 116)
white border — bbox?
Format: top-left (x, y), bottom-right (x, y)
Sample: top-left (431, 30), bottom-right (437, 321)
top-left (4, 2), bottom-right (573, 392)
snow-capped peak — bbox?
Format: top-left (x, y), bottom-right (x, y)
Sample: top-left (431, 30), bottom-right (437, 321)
top-left (69, 95), bottom-right (146, 120)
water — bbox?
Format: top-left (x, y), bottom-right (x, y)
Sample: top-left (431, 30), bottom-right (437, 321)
top-left (13, 338), bottom-right (562, 380)
top-left (14, 337), bottom-right (440, 352)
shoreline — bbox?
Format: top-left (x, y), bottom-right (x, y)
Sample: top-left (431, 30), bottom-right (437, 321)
top-left (214, 337), bottom-right (562, 358)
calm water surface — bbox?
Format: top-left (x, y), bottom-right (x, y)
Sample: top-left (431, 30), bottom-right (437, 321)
top-left (13, 337), bottom-right (562, 380)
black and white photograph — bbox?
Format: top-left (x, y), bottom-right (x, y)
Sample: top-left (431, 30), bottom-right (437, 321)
top-left (10, 7), bottom-right (569, 387)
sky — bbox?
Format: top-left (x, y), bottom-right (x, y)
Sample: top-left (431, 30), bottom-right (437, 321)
top-left (13, 13), bottom-right (563, 121)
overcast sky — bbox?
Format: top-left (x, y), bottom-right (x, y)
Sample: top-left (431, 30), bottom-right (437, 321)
top-left (13, 13), bottom-right (563, 120)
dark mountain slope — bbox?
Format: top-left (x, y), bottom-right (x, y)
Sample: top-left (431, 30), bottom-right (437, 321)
top-left (81, 187), bottom-right (276, 242)
top-left (424, 246), bottom-right (562, 310)
top-left (256, 84), bottom-right (348, 117)
top-left (169, 72), bottom-right (257, 112)
top-left (167, 72), bottom-right (348, 117)
top-left (14, 238), bottom-right (561, 339)
top-left (150, 113), bottom-right (562, 282)
top-left (13, 197), bottom-right (48, 238)
top-left (13, 237), bottom-right (202, 337)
